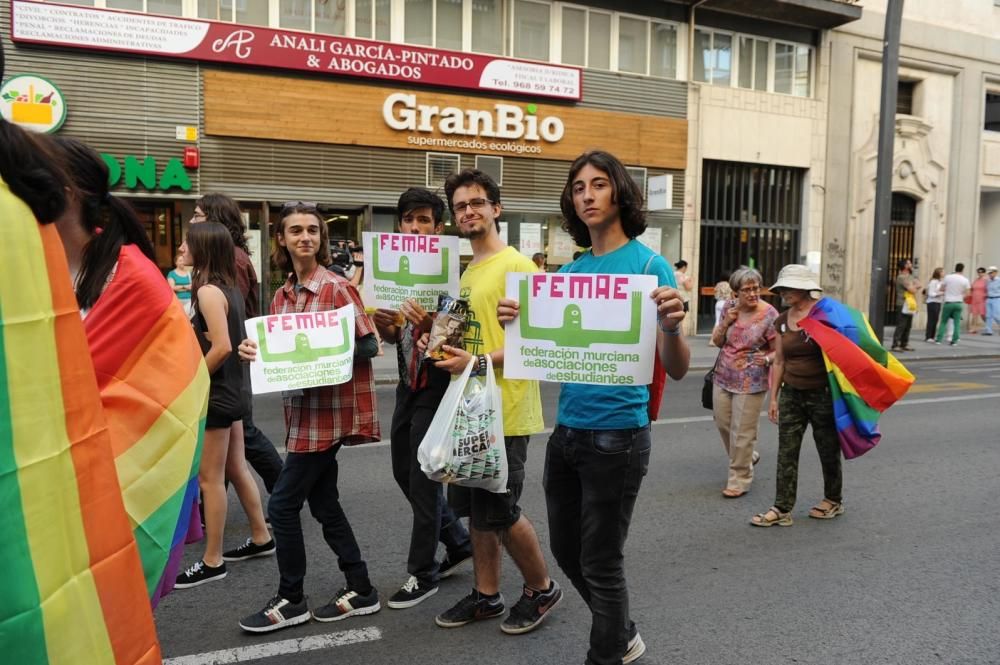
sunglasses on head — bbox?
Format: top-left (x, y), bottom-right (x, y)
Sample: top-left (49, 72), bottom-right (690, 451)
top-left (281, 201), bottom-right (319, 212)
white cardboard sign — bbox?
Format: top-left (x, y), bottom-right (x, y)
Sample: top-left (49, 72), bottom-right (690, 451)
top-left (502, 272), bottom-right (658, 385)
top-left (362, 232), bottom-right (460, 310)
top-left (245, 306), bottom-right (355, 394)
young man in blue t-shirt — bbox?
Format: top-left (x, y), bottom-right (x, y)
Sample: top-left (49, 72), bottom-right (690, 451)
top-left (500, 150), bottom-right (690, 665)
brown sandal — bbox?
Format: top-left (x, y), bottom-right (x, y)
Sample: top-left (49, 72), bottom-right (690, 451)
top-left (808, 500), bottom-right (844, 519)
top-left (750, 507), bottom-right (792, 527)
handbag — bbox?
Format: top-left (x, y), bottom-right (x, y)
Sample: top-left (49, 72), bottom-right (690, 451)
top-left (902, 291), bottom-right (917, 315)
top-left (702, 351), bottom-right (721, 410)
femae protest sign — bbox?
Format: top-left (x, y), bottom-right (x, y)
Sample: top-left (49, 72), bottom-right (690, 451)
top-left (362, 232), bottom-right (460, 310)
top-left (503, 272), bottom-right (658, 385)
top-left (245, 305), bottom-right (355, 394)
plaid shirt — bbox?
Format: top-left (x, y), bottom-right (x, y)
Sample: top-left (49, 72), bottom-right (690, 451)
top-left (271, 265), bottom-right (380, 453)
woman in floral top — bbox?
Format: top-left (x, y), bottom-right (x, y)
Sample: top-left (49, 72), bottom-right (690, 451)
top-left (710, 266), bottom-right (778, 498)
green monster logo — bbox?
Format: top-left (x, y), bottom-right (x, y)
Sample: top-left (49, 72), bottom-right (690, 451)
top-left (518, 278), bottom-right (643, 348)
top-left (371, 236), bottom-right (450, 287)
top-left (257, 320), bottom-right (350, 363)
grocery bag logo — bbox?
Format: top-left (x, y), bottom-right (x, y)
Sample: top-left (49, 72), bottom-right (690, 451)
top-left (370, 235), bottom-right (450, 286)
top-left (256, 319), bottom-right (350, 363)
top-left (0, 74), bottom-right (67, 134)
top-left (518, 278), bottom-right (642, 347)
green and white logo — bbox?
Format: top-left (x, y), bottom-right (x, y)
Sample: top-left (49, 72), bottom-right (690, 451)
top-left (363, 232), bottom-right (461, 311)
top-left (0, 74), bottom-right (67, 134)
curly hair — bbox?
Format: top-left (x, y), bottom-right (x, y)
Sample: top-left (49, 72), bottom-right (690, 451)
top-left (560, 151), bottom-right (646, 248)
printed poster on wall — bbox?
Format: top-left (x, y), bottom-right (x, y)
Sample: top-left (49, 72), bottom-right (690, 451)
top-left (519, 223), bottom-right (542, 257)
top-left (245, 305), bottom-right (356, 394)
top-left (503, 272), bottom-right (658, 385)
top-left (362, 232), bottom-right (460, 310)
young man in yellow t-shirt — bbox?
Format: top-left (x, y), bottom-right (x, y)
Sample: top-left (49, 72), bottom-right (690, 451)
top-left (429, 168), bottom-right (560, 636)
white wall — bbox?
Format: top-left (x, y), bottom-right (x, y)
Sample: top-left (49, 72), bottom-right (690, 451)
top-left (856, 0), bottom-right (1000, 40)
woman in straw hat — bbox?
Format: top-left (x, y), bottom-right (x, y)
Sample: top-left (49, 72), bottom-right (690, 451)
top-left (751, 265), bottom-right (843, 527)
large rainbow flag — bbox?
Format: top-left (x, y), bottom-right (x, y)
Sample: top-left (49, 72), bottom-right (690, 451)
top-left (800, 297), bottom-right (915, 459)
top-left (83, 244), bottom-right (208, 605)
top-left (0, 179), bottom-right (160, 663)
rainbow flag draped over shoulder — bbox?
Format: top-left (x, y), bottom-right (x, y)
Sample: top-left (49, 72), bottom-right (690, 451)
top-left (0, 179), bottom-right (160, 663)
top-left (799, 297), bottom-right (915, 459)
top-left (83, 244), bottom-right (208, 604)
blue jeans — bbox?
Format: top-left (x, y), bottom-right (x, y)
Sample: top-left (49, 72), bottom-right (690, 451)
top-left (544, 425), bottom-right (651, 665)
top-left (986, 297), bottom-right (1000, 334)
top-left (268, 446), bottom-right (370, 602)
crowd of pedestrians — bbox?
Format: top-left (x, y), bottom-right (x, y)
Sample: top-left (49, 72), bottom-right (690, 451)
top-left (2, 56), bottom-right (991, 661)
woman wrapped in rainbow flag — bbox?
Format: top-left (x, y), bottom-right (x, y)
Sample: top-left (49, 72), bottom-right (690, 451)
top-left (751, 265), bottom-right (914, 527)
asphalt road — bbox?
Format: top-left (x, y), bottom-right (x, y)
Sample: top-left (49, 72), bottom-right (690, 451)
top-left (156, 359), bottom-right (1000, 665)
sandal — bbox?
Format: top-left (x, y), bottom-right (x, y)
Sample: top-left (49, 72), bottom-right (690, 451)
top-left (808, 500), bottom-right (844, 520)
top-left (722, 488), bottom-right (746, 498)
top-left (749, 507), bottom-right (792, 527)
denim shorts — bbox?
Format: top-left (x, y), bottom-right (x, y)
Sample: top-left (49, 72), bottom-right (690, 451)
top-left (448, 436), bottom-right (528, 531)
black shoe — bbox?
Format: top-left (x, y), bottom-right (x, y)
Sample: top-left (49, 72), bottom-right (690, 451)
top-left (313, 586), bottom-right (381, 622)
top-left (438, 550), bottom-right (473, 579)
top-left (388, 576), bottom-right (438, 609)
top-left (435, 589), bottom-right (505, 628)
top-left (174, 560), bottom-right (227, 589)
top-left (623, 628), bottom-right (646, 664)
top-left (239, 595), bottom-right (311, 633)
top-left (500, 580), bottom-right (563, 635)
top-left (223, 537), bottom-right (276, 562)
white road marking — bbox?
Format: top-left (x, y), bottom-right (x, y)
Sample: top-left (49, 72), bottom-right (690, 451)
top-left (162, 627), bottom-right (382, 665)
top-left (937, 365), bottom-right (1000, 374)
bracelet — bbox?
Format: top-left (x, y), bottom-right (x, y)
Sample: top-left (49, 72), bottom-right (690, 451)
top-left (476, 354), bottom-right (488, 376)
top-left (659, 320), bottom-right (682, 336)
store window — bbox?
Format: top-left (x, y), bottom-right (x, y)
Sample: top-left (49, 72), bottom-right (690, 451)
top-left (560, 6), bottom-right (586, 66)
top-left (650, 22), bottom-right (678, 79)
top-left (588, 11), bottom-right (612, 70)
top-left (513, 0), bottom-right (551, 62)
top-left (476, 156), bottom-right (504, 186)
top-left (698, 28), bottom-right (811, 97)
top-left (405, 0), bottom-right (434, 45)
top-left (694, 29), bottom-right (732, 86)
top-left (436, 0), bottom-right (464, 51)
top-left (774, 42), bottom-right (810, 96)
top-left (617, 16), bottom-right (648, 75)
top-left (471, 0), bottom-right (503, 54)
top-left (427, 153), bottom-right (460, 188)
top-left (626, 166), bottom-right (647, 194)
top-left (355, 0), bottom-right (391, 40)
top-left (198, 0), bottom-right (268, 24)
top-left (108, 0), bottom-right (183, 14)
top-left (986, 92), bottom-right (1000, 132)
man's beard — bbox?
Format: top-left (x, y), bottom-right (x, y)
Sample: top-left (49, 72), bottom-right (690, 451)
top-left (458, 222), bottom-right (488, 240)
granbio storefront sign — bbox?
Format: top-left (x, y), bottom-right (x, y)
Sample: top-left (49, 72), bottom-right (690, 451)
top-left (205, 70), bottom-right (688, 168)
top-left (10, 0), bottom-right (581, 101)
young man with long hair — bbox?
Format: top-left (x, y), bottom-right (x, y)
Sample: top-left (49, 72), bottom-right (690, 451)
top-left (237, 202), bottom-right (381, 633)
top-left (500, 150), bottom-right (689, 664)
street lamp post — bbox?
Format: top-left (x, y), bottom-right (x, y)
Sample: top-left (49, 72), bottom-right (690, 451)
top-left (868, 0), bottom-right (905, 339)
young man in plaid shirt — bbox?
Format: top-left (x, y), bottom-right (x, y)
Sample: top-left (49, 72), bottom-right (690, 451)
top-left (237, 202), bottom-right (381, 633)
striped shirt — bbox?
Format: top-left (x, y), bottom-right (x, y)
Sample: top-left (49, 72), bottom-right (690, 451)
top-left (271, 264), bottom-right (380, 453)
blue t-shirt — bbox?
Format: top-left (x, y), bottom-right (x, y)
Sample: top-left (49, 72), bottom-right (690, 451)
top-left (555, 239), bottom-right (676, 430)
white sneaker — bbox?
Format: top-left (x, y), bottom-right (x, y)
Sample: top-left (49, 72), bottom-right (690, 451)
top-left (624, 631), bottom-right (646, 664)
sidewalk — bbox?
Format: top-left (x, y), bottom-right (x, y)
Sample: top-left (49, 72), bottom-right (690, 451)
top-left (370, 326), bottom-right (1000, 383)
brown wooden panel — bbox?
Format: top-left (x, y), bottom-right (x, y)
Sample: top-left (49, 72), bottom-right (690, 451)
top-left (203, 69), bottom-right (688, 169)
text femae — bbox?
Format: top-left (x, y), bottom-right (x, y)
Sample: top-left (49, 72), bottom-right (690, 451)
top-left (530, 274), bottom-right (630, 300)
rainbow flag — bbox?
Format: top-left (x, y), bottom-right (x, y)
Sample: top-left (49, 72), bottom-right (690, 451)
top-left (800, 297), bottom-right (915, 459)
top-left (82, 244), bottom-right (208, 604)
top-left (0, 179), bottom-right (160, 663)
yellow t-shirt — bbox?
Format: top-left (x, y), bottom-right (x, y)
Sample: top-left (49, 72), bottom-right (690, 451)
top-left (460, 246), bottom-right (543, 436)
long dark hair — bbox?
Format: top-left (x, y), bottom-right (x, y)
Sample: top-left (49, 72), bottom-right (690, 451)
top-left (560, 150), bottom-right (646, 248)
top-left (197, 192), bottom-right (249, 253)
top-left (51, 137), bottom-right (156, 310)
top-left (187, 222), bottom-right (236, 314)
top-left (272, 203), bottom-right (330, 272)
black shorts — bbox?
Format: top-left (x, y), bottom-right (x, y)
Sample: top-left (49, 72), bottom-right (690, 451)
top-left (206, 408), bottom-right (241, 430)
top-left (448, 436), bottom-right (528, 531)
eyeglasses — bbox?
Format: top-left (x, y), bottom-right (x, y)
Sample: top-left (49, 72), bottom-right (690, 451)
top-left (738, 285), bottom-right (761, 294)
top-left (452, 198), bottom-right (493, 215)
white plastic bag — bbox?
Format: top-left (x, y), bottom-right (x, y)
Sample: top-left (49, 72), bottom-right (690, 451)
top-left (418, 355), bottom-right (508, 493)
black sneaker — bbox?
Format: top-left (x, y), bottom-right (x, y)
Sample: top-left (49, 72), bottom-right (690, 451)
top-left (174, 560), bottom-right (226, 589)
top-left (313, 587), bottom-right (381, 622)
top-left (435, 589), bottom-right (505, 628)
top-left (239, 595), bottom-right (311, 633)
top-left (388, 576), bottom-right (439, 609)
top-left (223, 537), bottom-right (276, 562)
top-left (438, 550), bottom-right (473, 579)
top-left (623, 627), bottom-right (646, 664)
top-left (500, 580), bottom-right (563, 635)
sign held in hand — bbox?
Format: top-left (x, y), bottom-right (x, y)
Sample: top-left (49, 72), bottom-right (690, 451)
top-left (362, 232), bottom-right (460, 311)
